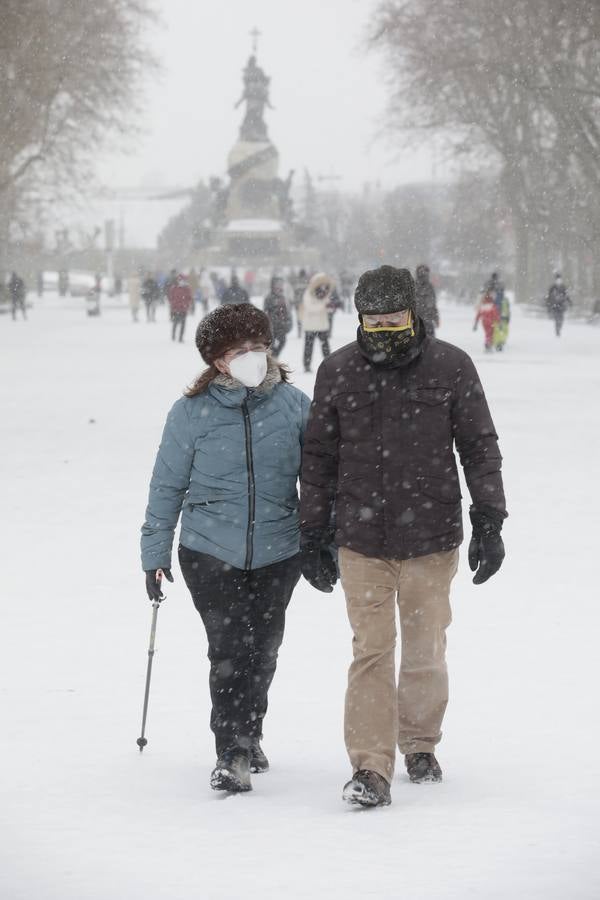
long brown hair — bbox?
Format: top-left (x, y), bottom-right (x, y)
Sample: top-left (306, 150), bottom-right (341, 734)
top-left (184, 361), bottom-right (292, 398)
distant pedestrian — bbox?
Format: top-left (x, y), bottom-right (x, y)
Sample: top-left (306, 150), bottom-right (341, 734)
top-left (292, 268), bottom-right (309, 337)
top-left (221, 274), bottom-right (249, 306)
top-left (263, 275), bottom-right (292, 357)
top-left (163, 268), bottom-right (177, 301)
top-left (326, 285), bottom-right (344, 338)
top-left (244, 269), bottom-right (256, 297)
top-left (301, 273), bottom-right (333, 372)
top-left (188, 268), bottom-right (200, 316)
top-left (492, 295), bottom-right (511, 351)
top-left (340, 270), bottom-right (355, 313)
top-left (58, 269), bottom-right (69, 297)
top-left (484, 271), bottom-right (505, 313)
top-left (415, 264), bottom-right (440, 337)
top-left (9, 272), bottom-right (27, 320)
top-left (37, 271), bottom-right (44, 297)
top-left (168, 273), bottom-right (193, 342)
top-left (141, 273), bottom-right (160, 322)
top-left (128, 272), bottom-right (142, 322)
top-left (199, 268), bottom-right (212, 310)
top-left (545, 272), bottom-right (571, 336)
top-left (86, 275), bottom-right (102, 317)
top-left (474, 292), bottom-right (500, 351)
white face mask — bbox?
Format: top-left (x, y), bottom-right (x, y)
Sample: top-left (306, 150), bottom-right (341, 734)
top-left (228, 350), bottom-right (268, 388)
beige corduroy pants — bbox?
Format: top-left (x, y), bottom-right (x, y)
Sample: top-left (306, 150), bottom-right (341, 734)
top-left (339, 546), bottom-right (460, 783)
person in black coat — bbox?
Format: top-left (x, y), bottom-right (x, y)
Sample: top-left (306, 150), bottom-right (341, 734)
top-left (414, 264), bottom-right (439, 337)
top-left (545, 272), bottom-right (572, 336)
top-left (300, 265), bottom-right (507, 808)
top-left (221, 274), bottom-right (249, 305)
top-left (9, 272), bottom-right (27, 320)
top-left (263, 276), bottom-right (292, 357)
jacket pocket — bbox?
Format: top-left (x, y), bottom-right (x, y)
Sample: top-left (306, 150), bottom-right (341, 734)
top-left (417, 473), bottom-right (462, 505)
top-left (335, 391), bottom-right (376, 439)
top-left (408, 386), bottom-right (452, 406)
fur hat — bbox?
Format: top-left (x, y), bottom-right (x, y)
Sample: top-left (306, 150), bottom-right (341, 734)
top-left (195, 303), bottom-right (272, 364)
top-left (354, 265), bottom-right (415, 315)
top-left (308, 272), bottom-right (335, 295)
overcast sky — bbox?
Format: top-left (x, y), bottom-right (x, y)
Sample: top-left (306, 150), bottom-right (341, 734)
top-left (100, 0), bottom-right (432, 193)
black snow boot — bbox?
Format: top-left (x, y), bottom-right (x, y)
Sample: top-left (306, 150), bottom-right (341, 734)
top-left (249, 740), bottom-right (269, 774)
top-left (210, 748), bottom-right (252, 793)
top-left (342, 770), bottom-right (391, 807)
top-left (405, 752), bottom-right (443, 783)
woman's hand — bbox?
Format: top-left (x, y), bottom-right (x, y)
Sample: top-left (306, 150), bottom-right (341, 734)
top-left (144, 568), bottom-right (174, 602)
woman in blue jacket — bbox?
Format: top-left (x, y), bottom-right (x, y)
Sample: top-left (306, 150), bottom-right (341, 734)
top-left (141, 304), bottom-right (310, 793)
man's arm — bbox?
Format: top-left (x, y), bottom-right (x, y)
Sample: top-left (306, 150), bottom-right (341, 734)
top-left (452, 355), bottom-right (506, 517)
top-left (300, 365), bottom-right (339, 540)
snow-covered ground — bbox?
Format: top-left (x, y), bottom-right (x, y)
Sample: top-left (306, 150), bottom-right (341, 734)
top-left (2, 295), bottom-right (599, 900)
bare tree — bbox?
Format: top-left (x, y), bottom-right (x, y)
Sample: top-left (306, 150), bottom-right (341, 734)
top-left (369, 0), bottom-right (600, 303)
top-left (0, 0), bottom-right (157, 256)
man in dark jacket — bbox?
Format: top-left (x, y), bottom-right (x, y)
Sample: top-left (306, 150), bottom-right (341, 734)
top-left (484, 271), bottom-right (505, 313)
top-left (300, 265), bottom-right (507, 808)
top-left (263, 275), bottom-right (292, 357)
top-left (221, 273), bottom-right (249, 306)
top-left (9, 272), bottom-right (27, 320)
top-left (545, 272), bottom-right (571, 336)
top-left (414, 263), bottom-right (439, 337)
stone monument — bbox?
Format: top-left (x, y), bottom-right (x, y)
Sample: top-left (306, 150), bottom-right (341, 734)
top-left (198, 34), bottom-right (317, 268)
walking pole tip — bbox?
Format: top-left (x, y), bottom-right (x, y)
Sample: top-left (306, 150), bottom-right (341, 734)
top-left (136, 737), bottom-right (148, 751)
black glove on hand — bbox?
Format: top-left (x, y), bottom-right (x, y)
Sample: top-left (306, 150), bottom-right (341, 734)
top-left (300, 534), bottom-right (338, 593)
top-left (145, 568), bottom-right (173, 602)
top-left (468, 508), bottom-right (506, 585)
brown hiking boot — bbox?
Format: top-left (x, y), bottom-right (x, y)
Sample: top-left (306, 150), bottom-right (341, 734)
top-left (342, 770), bottom-right (391, 807)
top-left (405, 752), bottom-right (443, 783)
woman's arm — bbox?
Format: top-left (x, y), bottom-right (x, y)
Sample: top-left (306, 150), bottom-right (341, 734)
top-left (140, 399), bottom-right (195, 571)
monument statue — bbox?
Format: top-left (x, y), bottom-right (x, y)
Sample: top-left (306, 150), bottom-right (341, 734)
top-left (234, 55), bottom-right (273, 143)
top-left (193, 33), bottom-right (318, 267)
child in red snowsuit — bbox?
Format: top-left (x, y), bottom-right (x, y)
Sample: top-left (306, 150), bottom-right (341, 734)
top-left (474, 293), bottom-right (500, 351)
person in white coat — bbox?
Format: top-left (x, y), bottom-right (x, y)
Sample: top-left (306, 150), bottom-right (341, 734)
top-left (302, 272), bottom-right (333, 372)
top-left (128, 272), bottom-right (142, 322)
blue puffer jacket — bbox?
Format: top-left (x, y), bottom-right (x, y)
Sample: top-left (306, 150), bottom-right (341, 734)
top-left (141, 365), bottom-right (311, 572)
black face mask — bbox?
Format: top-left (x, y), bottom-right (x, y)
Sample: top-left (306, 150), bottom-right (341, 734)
top-left (357, 318), bottom-right (423, 367)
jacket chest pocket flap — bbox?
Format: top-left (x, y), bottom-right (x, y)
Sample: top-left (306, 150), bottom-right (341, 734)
top-left (408, 386), bottom-right (452, 407)
top-left (336, 391), bottom-right (376, 434)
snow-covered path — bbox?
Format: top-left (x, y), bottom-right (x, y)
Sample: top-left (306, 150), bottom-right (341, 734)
top-left (1, 295), bottom-right (599, 899)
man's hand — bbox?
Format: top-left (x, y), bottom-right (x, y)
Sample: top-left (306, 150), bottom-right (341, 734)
top-left (144, 568), bottom-right (173, 602)
top-left (300, 533), bottom-right (338, 593)
top-left (468, 508), bottom-right (506, 585)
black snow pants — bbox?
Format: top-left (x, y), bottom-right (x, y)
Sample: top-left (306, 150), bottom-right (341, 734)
top-left (271, 331), bottom-right (287, 358)
top-left (303, 331), bottom-right (330, 371)
top-left (171, 312), bottom-right (186, 342)
top-left (178, 545), bottom-right (301, 755)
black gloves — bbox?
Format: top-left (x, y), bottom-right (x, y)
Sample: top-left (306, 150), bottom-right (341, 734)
top-left (145, 568), bottom-right (173, 602)
top-left (300, 532), bottom-right (338, 593)
top-left (468, 508), bottom-right (506, 585)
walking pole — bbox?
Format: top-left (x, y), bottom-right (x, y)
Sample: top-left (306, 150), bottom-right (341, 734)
top-left (136, 579), bottom-right (165, 752)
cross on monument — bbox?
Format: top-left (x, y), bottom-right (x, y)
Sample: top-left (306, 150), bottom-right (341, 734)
top-left (250, 27), bottom-right (261, 55)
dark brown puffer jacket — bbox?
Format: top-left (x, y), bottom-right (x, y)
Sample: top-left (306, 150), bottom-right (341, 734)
top-left (300, 336), bottom-right (506, 560)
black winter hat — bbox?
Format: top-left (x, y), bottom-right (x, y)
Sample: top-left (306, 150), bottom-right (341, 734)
top-left (195, 303), bottom-right (272, 364)
top-left (354, 265), bottom-right (416, 315)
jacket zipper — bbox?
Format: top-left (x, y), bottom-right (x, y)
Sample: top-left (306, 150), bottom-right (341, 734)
top-left (241, 398), bottom-right (256, 570)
